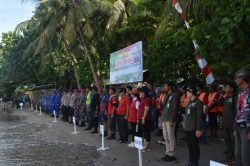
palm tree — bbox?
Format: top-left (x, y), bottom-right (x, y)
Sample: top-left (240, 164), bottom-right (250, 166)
top-left (18, 0), bottom-right (112, 89)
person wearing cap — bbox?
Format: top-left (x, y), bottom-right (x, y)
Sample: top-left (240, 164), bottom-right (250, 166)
top-left (234, 69), bottom-right (250, 166)
top-left (117, 88), bottom-right (131, 143)
top-left (128, 88), bottom-right (140, 148)
top-left (184, 84), bottom-right (203, 166)
top-left (161, 81), bottom-right (181, 162)
top-left (137, 86), bottom-right (152, 152)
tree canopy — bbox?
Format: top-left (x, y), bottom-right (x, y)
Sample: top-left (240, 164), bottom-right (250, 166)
top-left (0, 0), bottom-right (249, 95)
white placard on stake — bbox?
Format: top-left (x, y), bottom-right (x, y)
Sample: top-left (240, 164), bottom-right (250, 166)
top-left (134, 136), bottom-right (143, 166)
top-left (19, 103), bottom-right (23, 110)
top-left (97, 125), bottom-right (109, 151)
top-left (134, 136), bottom-right (143, 150)
top-left (71, 116), bottom-right (79, 134)
top-left (100, 125), bottom-right (104, 135)
top-left (53, 110), bottom-right (57, 122)
top-left (210, 161), bottom-right (227, 166)
top-left (30, 103), bottom-right (33, 111)
top-left (39, 106), bottom-right (42, 115)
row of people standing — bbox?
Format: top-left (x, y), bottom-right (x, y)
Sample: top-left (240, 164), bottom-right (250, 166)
top-left (39, 69), bottom-right (249, 166)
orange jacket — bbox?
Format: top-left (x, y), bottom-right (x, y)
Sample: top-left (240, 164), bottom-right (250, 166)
top-left (217, 94), bottom-right (226, 113)
top-left (208, 92), bottom-right (219, 113)
top-left (181, 94), bottom-right (189, 108)
top-left (198, 92), bottom-right (208, 105)
top-left (157, 93), bottom-right (166, 113)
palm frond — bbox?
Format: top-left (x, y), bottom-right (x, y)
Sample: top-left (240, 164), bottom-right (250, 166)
top-left (34, 18), bottom-right (57, 55)
top-left (14, 20), bottom-right (31, 35)
top-left (63, 7), bottom-right (78, 46)
top-left (156, 0), bottom-right (216, 38)
top-left (83, 23), bottom-right (94, 39)
top-left (106, 0), bottom-right (126, 31)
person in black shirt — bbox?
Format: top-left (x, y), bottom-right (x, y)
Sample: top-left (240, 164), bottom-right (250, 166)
top-left (221, 82), bottom-right (236, 162)
top-left (90, 86), bottom-right (100, 134)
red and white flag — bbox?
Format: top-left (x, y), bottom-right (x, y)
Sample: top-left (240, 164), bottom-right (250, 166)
top-left (172, 0), bottom-right (215, 84)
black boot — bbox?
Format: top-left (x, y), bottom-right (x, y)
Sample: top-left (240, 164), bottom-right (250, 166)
top-left (107, 133), bottom-right (116, 140)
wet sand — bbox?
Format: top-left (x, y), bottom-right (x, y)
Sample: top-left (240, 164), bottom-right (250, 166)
top-left (0, 108), bottom-right (227, 166)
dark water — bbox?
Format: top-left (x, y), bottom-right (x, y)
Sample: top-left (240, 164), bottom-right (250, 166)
top-left (0, 112), bottom-right (99, 166)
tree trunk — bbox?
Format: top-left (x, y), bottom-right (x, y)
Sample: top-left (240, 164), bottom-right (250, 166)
top-left (71, 60), bottom-right (81, 89)
top-left (62, 41), bottom-right (81, 89)
top-left (71, 0), bottom-right (100, 90)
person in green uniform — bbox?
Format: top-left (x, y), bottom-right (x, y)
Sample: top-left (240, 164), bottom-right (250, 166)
top-left (161, 81), bottom-right (180, 162)
top-left (184, 84), bottom-right (203, 166)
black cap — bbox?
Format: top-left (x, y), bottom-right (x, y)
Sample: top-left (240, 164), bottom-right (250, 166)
top-left (186, 84), bottom-right (197, 95)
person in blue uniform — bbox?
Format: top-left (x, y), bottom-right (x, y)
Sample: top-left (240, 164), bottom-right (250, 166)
top-left (49, 90), bottom-right (56, 117)
top-left (54, 90), bottom-right (61, 118)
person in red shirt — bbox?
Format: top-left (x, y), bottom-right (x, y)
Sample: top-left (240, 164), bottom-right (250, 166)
top-left (107, 87), bottom-right (119, 140)
top-left (128, 88), bottom-right (140, 148)
top-left (137, 86), bottom-right (152, 152)
top-left (117, 88), bottom-right (131, 143)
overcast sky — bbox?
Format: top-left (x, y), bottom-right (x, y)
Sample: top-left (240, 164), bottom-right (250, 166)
top-left (0, 0), bottom-right (36, 39)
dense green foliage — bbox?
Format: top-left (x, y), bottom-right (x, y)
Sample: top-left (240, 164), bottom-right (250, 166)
top-left (0, 0), bottom-right (249, 95)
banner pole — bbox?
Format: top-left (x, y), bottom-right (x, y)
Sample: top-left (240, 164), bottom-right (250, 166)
top-left (138, 149), bottom-right (142, 166)
top-left (39, 106), bottom-right (42, 115)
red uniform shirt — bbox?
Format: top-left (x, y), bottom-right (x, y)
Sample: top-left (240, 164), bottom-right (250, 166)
top-left (128, 98), bottom-right (140, 123)
top-left (117, 95), bottom-right (131, 115)
top-left (137, 97), bottom-right (151, 120)
top-left (107, 95), bottom-right (118, 115)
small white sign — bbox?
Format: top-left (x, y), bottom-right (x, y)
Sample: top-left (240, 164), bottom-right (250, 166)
top-left (134, 136), bottom-right (143, 150)
top-left (19, 103), bottom-right (23, 107)
top-left (100, 125), bottom-right (104, 135)
top-left (210, 161), bottom-right (227, 166)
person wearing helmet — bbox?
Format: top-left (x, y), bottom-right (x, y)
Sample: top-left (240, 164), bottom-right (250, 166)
top-left (234, 69), bottom-right (250, 166)
top-left (184, 84), bottom-right (203, 166)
